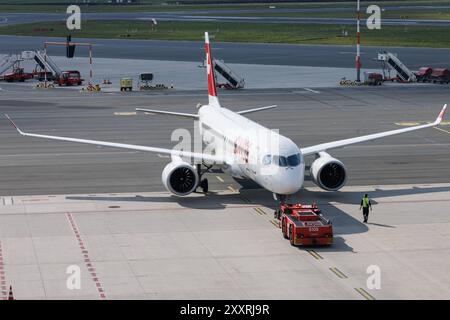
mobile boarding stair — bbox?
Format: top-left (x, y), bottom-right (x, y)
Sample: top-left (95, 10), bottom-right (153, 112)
top-left (377, 51), bottom-right (416, 82)
top-left (0, 54), bottom-right (22, 76)
top-left (213, 58), bottom-right (245, 89)
top-left (34, 50), bottom-right (62, 78)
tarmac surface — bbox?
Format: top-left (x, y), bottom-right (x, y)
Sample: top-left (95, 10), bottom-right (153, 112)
top-left (0, 84), bottom-right (449, 196)
top-left (2, 35), bottom-right (450, 69)
top-left (0, 82), bottom-right (449, 299)
top-left (0, 183), bottom-right (449, 299)
top-left (9, 56), bottom-right (379, 90)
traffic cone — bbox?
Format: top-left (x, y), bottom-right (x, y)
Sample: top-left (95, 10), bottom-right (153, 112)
top-left (7, 285), bottom-right (14, 300)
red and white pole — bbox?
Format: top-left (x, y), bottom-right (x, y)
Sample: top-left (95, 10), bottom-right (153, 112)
top-left (44, 43), bottom-right (48, 87)
top-left (89, 44), bottom-right (93, 87)
top-left (356, 0), bottom-right (362, 82)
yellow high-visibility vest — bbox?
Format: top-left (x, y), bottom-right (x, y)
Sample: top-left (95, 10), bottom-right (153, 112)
top-left (362, 197), bottom-right (370, 208)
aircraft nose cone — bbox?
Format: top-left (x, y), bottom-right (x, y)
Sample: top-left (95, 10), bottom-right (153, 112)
top-left (273, 166), bottom-right (304, 195)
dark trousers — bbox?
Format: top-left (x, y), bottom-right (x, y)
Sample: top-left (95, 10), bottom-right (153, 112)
top-left (363, 207), bottom-right (369, 222)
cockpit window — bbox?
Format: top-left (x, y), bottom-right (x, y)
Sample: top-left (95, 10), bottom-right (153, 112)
top-left (272, 153), bottom-right (302, 167)
top-left (273, 155), bottom-right (287, 167)
top-left (287, 153), bottom-right (302, 167)
top-left (262, 154), bottom-right (272, 165)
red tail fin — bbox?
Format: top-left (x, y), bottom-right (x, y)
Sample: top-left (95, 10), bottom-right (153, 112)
top-left (205, 32), bottom-right (219, 106)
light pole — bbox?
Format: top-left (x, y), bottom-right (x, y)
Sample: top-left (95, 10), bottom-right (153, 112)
top-left (356, 0), bottom-right (362, 82)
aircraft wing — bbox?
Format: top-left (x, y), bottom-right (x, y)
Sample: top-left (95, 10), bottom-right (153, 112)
top-left (4, 114), bottom-right (226, 164)
top-left (135, 108), bottom-right (199, 119)
top-left (301, 105), bottom-right (447, 156)
top-left (237, 105), bottom-right (277, 115)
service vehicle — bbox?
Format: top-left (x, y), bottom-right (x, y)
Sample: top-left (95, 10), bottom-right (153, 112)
top-left (2, 68), bottom-right (33, 82)
top-left (415, 67), bottom-right (433, 82)
top-left (120, 77), bottom-right (133, 91)
top-left (55, 70), bottom-right (83, 86)
top-left (430, 68), bottom-right (450, 84)
top-left (364, 72), bottom-right (383, 86)
top-left (279, 203), bottom-right (333, 246)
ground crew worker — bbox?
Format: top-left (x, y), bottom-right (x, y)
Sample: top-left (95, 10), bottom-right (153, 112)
top-left (359, 193), bottom-right (372, 223)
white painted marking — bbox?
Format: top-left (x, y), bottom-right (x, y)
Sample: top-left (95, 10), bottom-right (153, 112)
top-left (435, 127), bottom-right (450, 135)
top-left (157, 154), bottom-right (170, 159)
top-left (0, 151), bottom-right (139, 158)
top-left (1, 197), bottom-right (13, 206)
top-left (304, 88), bottom-right (320, 94)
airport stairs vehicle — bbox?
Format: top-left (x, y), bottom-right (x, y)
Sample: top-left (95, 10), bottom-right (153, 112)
top-left (213, 58), bottom-right (245, 89)
top-left (0, 54), bottom-right (22, 75)
top-left (377, 51), bottom-right (416, 82)
top-left (34, 50), bottom-right (62, 78)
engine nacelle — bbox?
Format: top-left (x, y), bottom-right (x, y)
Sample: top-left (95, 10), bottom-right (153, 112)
top-left (310, 152), bottom-right (347, 191)
top-left (162, 161), bottom-right (199, 196)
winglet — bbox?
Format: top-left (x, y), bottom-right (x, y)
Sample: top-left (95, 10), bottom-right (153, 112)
top-left (434, 104), bottom-right (447, 125)
top-left (4, 114), bottom-right (24, 135)
top-left (204, 32), bottom-right (219, 107)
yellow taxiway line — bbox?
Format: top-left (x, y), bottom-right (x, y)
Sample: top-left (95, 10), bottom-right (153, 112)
top-left (354, 287), bottom-right (376, 300)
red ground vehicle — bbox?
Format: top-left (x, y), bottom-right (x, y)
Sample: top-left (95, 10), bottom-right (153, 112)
top-left (415, 67), bottom-right (433, 82)
top-left (2, 68), bottom-right (33, 82)
top-left (430, 68), bottom-right (450, 84)
top-left (365, 72), bottom-right (383, 86)
top-left (55, 71), bottom-right (83, 86)
top-left (279, 203), bottom-right (333, 246)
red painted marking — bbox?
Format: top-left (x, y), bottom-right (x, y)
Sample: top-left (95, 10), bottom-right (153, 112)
top-left (0, 242), bottom-right (7, 300)
top-left (438, 105), bottom-right (447, 121)
top-left (65, 213), bottom-right (106, 299)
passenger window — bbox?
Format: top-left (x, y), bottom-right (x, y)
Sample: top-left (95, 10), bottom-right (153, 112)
top-left (262, 155), bottom-right (271, 165)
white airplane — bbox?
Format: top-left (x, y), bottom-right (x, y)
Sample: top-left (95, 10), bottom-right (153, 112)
top-left (5, 32), bottom-right (447, 200)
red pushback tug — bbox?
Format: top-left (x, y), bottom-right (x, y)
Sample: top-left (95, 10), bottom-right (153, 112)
top-left (278, 203), bottom-right (333, 246)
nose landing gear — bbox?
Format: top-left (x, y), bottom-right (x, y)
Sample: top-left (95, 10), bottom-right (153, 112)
top-left (273, 193), bottom-right (289, 220)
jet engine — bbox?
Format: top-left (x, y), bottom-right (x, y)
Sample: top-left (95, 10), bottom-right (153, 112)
top-left (162, 161), bottom-right (199, 196)
top-left (310, 152), bottom-right (347, 191)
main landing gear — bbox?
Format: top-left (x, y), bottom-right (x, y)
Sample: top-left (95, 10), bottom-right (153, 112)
top-left (196, 163), bottom-right (213, 193)
top-left (199, 178), bottom-right (209, 193)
